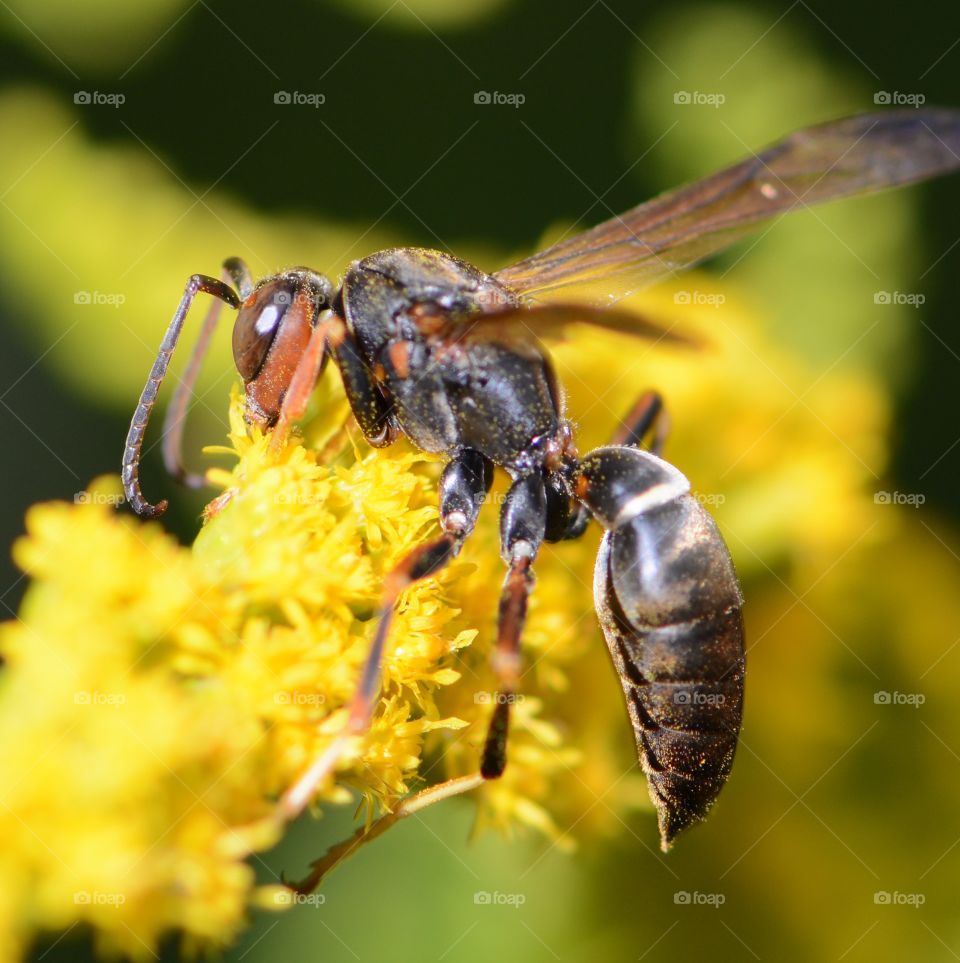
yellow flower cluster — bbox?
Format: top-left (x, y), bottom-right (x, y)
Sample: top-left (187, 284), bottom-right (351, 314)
top-left (0, 278), bottom-right (890, 959)
top-left (0, 393), bottom-right (476, 959)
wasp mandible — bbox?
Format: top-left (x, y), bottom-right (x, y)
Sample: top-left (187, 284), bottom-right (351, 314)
top-left (122, 110), bottom-right (960, 850)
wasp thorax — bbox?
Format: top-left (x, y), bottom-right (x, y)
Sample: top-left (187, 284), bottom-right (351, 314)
top-left (574, 446), bottom-right (691, 529)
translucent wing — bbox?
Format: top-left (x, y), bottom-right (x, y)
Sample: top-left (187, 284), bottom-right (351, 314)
top-left (495, 109), bottom-right (960, 303)
top-left (454, 302), bottom-right (699, 346)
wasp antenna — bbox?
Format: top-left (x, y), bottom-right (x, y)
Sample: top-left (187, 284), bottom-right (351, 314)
top-left (161, 262), bottom-right (250, 489)
top-left (122, 273), bottom-right (240, 518)
top-left (223, 256), bottom-right (254, 299)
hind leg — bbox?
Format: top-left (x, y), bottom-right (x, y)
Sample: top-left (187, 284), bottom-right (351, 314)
top-left (609, 390), bottom-right (669, 453)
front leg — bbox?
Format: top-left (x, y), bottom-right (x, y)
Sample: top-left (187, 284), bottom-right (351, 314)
top-left (330, 328), bottom-right (398, 447)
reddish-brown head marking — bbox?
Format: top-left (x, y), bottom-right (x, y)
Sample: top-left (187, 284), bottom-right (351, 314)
top-left (232, 273), bottom-right (331, 426)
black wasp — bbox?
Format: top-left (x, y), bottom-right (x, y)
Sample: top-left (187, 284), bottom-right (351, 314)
top-left (123, 110), bottom-right (960, 851)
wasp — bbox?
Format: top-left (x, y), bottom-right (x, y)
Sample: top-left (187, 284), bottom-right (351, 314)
top-left (122, 110), bottom-right (960, 851)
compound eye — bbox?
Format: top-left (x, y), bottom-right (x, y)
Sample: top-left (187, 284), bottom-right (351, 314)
top-left (232, 280), bottom-right (298, 381)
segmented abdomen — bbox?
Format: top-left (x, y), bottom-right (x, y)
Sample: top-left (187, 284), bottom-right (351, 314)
top-left (594, 495), bottom-right (745, 849)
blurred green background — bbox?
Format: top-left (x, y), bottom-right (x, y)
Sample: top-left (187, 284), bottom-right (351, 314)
top-left (3, 0), bottom-right (960, 960)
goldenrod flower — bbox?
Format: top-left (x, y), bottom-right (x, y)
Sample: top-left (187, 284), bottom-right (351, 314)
top-left (0, 278), bottom-right (891, 959)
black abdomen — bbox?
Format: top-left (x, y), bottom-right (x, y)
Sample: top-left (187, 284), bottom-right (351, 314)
top-left (594, 497), bottom-right (745, 848)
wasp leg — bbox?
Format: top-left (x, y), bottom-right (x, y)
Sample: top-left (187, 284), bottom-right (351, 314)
top-left (481, 473), bottom-right (547, 779)
top-left (162, 258), bottom-right (253, 488)
top-left (122, 273), bottom-right (240, 518)
top-left (278, 449), bottom-right (492, 821)
top-left (609, 389), bottom-right (669, 454)
top-left (269, 312), bottom-right (342, 450)
top-left (544, 471), bottom-right (589, 542)
top-left (330, 329), bottom-right (399, 448)
top-left (287, 772), bottom-right (486, 894)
